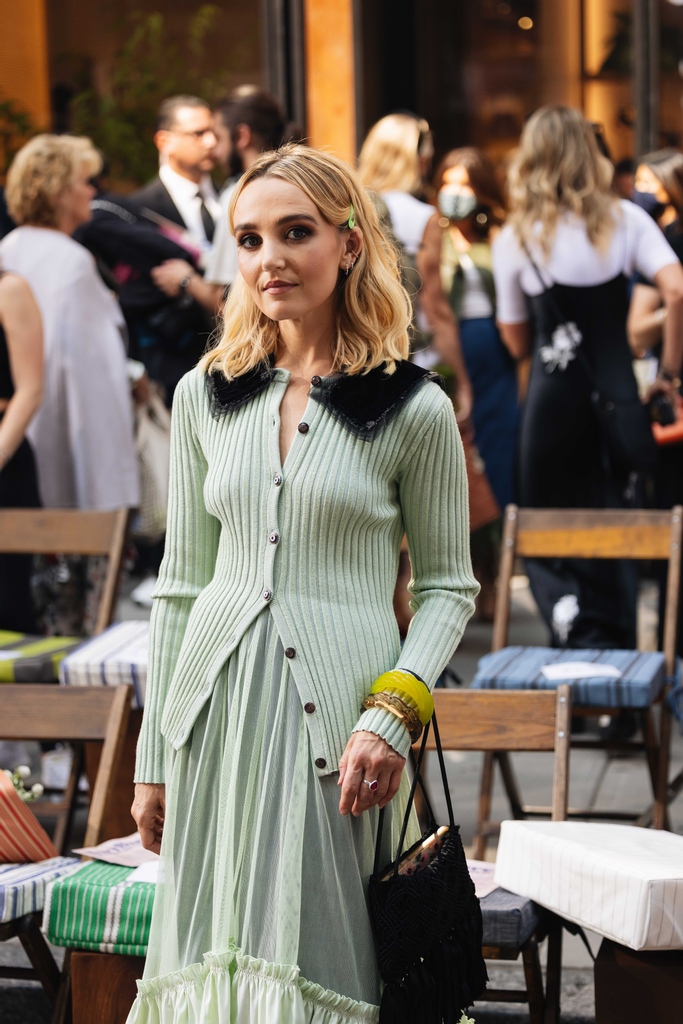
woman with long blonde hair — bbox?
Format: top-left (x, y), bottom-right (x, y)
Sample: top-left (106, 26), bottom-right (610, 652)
top-left (130, 144), bottom-right (478, 1024)
top-left (493, 105), bottom-right (683, 648)
top-left (359, 113), bottom-right (473, 426)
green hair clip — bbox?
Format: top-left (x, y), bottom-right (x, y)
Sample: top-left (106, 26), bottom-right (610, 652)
top-left (347, 204), bottom-right (356, 229)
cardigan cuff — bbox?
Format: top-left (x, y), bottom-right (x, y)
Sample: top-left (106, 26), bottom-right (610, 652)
top-left (352, 707), bottom-right (412, 760)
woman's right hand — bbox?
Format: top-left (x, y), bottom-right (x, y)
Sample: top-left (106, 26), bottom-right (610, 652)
top-left (132, 783), bottom-right (166, 854)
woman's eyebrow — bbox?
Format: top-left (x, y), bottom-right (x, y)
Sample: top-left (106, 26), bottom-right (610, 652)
top-left (234, 213), bottom-right (318, 232)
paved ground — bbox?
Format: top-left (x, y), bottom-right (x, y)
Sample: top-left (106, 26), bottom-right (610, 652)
top-left (2, 576), bottom-right (681, 1022)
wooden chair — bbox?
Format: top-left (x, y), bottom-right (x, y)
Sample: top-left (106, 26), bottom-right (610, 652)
top-left (0, 684), bottom-right (131, 1019)
top-left (0, 508), bottom-right (130, 852)
top-left (419, 686), bottom-right (571, 1024)
top-left (473, 505), bottom-right (682, 860)
top-left (0, 508), bottom-right (130, 637)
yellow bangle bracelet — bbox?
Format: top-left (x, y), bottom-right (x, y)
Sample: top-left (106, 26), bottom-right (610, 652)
top-left (371, 670), bottom-right (434, 725)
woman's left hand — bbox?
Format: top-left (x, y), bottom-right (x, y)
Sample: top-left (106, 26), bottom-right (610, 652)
top-left (338, 731), bottom-right (406, 817)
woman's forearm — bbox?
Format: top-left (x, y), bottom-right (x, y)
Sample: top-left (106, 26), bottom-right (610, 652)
top-left (656, 264), bottom-right (683, 377)
top-left (0, 388), bottom-right (42, 467)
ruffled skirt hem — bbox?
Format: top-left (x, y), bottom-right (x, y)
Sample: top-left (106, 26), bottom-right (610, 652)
top-left (128, 942), bottom-right (379, 1024)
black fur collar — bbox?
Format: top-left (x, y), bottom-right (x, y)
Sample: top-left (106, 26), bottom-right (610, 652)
top-left (207, 360), bottom-right (442, 440)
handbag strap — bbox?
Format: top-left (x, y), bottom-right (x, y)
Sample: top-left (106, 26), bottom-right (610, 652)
top-left (373, 708), bottom-right (456, 878)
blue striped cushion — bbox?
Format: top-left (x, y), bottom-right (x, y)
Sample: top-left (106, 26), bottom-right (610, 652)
top-left (0, 857), bottom-right (80, 923)
top-left (472, 647), bottom-right (666, 708)
top-left (480, 886), bottom-right (541, 948)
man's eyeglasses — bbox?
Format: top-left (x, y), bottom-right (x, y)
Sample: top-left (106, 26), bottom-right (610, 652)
top-left (171, 128), bottom-right (217, 140)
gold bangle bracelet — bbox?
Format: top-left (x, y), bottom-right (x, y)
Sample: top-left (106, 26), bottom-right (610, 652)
top-left (362, 692), bottom-right (423, 743)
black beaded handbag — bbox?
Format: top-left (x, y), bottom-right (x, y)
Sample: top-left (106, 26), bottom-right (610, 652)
top-left (368, 712), bottom-right (488, 1024)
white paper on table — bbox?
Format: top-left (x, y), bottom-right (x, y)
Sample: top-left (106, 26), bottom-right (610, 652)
top-left (73, 832), bottom-right (159, 867)
top-left (126, 860), bottom-right (159, 884)
top-left (540, 662), bottom-right (622, 681)
top-left (466, 859), bottom-right (499, 899)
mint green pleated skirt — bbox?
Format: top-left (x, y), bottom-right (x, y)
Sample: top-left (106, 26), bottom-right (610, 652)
top-left (126, 611), bottom-right (418, 1024)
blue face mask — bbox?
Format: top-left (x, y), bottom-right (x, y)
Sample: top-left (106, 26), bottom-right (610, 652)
top-left (437, 190), bottom-right (479, 222)
top-left (631, 188), bottom-right (667, 221)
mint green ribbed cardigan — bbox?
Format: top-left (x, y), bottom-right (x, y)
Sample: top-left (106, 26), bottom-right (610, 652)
top-left (135, 365), bottom-right (478, 784)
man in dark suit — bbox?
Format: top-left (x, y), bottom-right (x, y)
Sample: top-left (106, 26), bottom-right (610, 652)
top-left (128, 95), bottom-right (221, 404)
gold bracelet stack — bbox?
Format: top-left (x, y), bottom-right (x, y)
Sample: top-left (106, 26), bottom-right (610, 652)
top-left (361, 692), bottom-right (423, 743)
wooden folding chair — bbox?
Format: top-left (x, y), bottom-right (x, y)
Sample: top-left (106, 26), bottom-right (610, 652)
top-left (0, 684), bottom-right (131, 1018)
top-left (420, 686), bottom-right (571, 1024)
top-left (473, 505), bottom-right (682, 860)
top-left (0, 508), bottom-right (130, 852)
top-left (0, 508), bottom-right (129, 637)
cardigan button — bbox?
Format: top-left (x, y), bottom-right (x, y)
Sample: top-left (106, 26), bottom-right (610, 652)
top-left (315, 757), bottom-right (327, 769)
top-left (310, 375), bottom-right (322, 386)
top-left (298, 422), bottom-right (309, 434)
top-left (304, 702), bottom-right (316, 714)
top-left (285, 647), bottom-right (296, 659)
top-left (269, 532), bottom-right (279, 544)
top-left (273, 474), bottom-right (283, 487)
top-left (263, 589), bottom-right (273, 602)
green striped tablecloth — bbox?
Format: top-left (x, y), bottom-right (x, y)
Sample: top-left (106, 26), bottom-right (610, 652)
top-left (43, 861), bottom-right (154, 956)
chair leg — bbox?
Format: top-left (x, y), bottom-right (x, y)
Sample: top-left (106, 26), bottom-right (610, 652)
top-left (52, 948), bottom-right (72, 1024)
top-left (543, 915), bottom-right (563, 1024)
top-left (473, 751), bottom-right (495, 860)
top-left (52, 743), bottom-right (84, 855)
top-left (654, 693), bottom-right (672, 831)
top-left (16, 912), bottom-right (61, 1002)
top-left (497, 752), bottom-right (525, 818)
top-left (521, 936), bottom-right (545, 1024)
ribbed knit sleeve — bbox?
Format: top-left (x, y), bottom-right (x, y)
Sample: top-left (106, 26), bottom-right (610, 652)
top-left (353, 397), bottom-right (479, 758)
top-left (135, 373), bottom-right (221, 783)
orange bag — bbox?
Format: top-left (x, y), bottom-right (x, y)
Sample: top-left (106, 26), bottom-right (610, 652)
top-left (652, 396), bottom-right (683, 446)
top-left (0, 771), bottom-right (58, 862)
top-left (462, 437), bottom-right (501, 532)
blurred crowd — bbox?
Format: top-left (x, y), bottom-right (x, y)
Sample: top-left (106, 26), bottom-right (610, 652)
top-left (1, 89), bottom-right (683, 659)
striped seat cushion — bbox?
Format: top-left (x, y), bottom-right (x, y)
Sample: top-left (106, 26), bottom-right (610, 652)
top-left (480, 886), bottom-right (542, 948)
top-left (0, 858), bottom-right (80, 923)
top-left (0, 631), bottom-right (81, 683)
top-left (43, 861), bottom-right (155, 956)
top-left (472, 647), bottom-right (666, 708)
top-left (59, 621), bottom-right (149, 709)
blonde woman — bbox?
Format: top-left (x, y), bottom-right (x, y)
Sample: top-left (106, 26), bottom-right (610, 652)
top-left (493, 105), bottom-right (683, 648)
top-left (130, 145), bottom-right (478, 1024)
top-left (1, 134), bottom-right (138, 513)
top-left (359, 113), bottom-right (473, 425)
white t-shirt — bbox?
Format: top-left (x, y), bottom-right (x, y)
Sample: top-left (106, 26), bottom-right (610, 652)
top-left (458, 252), bottom-right (494, 319)
top-left (492, 200), bottom-right (678, 324)
top-left (205, 182), bottom-right (239, 286)
top-left (382, 191), bottom-right (433, 257)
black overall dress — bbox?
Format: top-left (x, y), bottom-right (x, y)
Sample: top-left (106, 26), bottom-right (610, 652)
top-left (519, 272), bottom-right (643, 649)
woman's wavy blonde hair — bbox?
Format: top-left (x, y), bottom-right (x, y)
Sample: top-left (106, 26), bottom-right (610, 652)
top-left (358, 113), bottom-right (430, 195)
top-left (202, 144), bottom-right (412, 379)
top-left (507, 105), bottom-right (617, 256)
top-left (6, 134), bottom-right (101, 228)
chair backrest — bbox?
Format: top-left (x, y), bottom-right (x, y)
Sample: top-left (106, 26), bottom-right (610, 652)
top-left (0, 508), bottom-right (130, 635)
top-left (420, 686), bottom-right (572, 821)
top-left (492, 505), bottom-right (683, 674)
top-left (0, 684), bottom-right (132, 848)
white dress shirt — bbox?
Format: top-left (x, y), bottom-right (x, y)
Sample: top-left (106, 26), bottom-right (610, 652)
top-left (158, 164), bottom-right (221, 258)
top-left (205, 182), bottom-right (239, 286)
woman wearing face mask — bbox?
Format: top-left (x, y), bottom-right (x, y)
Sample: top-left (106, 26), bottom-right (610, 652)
top-left (628, 150), bottom-right (683, 357)
top-left (435, 149), bottom-right (518, 619)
